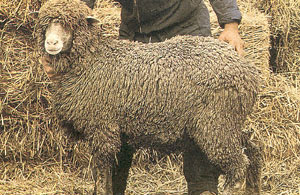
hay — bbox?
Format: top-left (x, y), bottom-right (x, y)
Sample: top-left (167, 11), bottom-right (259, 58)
top-left (256, 0), bottom-right (300, 73)
top-left (126, 153), bottom-right (187, 195)
top-left (245, 73), bottom-right (300, 194)
top-left (1, 0), bottom-right (300, 194)
top-left (0, 0), bottom-right (92, 184)
top-left (0, 0), bottom-right (47, 32)
top-left (0, 161), bottom-right (94, 194)
top-left (0, 23), bottom-right (60, 161)
top-left (93, 0), bottom-right (121, 38)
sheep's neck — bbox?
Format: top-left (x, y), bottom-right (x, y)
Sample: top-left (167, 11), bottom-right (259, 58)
top-left (46, 34), bottom-right (117, 76)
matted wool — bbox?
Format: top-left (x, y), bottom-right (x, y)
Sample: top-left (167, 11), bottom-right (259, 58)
top-left (1, 0), bottom-right (300, 194)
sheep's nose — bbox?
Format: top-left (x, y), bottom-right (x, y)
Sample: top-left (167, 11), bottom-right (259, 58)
top-left (46, 39), bottom-right (58, 46)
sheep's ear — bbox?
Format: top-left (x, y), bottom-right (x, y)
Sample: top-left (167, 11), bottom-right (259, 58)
top-left (86, 16), bottom-right (100, 26)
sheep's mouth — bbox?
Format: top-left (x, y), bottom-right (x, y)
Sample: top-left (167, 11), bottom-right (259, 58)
top-left (46, 48), bottom-right (62, 55)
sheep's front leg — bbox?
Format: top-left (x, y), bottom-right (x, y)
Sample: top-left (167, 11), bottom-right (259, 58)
top-left (93, 165), bottom-right (113, 195)
top-left (91, 123), bottom-right (121, 195)
top-left (112, 140), bottom-right (135, 194)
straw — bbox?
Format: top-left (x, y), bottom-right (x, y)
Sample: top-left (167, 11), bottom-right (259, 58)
top-left (0, 0), bottom-right (299, 194)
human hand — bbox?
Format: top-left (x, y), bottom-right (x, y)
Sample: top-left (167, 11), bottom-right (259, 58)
top-left (218, 22), bottom-right (245, 56)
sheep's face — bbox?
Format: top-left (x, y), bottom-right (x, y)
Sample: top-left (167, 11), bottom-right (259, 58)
top-left (45, 20), bottom-right (73, 55)
top-left (37, 0), bottom-right (99, 59)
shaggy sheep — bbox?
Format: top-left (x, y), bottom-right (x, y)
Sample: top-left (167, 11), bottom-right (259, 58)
top-left (36, 0), bottom-right (262, 194)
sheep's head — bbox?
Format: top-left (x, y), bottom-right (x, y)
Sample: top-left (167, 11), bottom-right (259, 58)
top-left (44, 20), bottom-right (73, 55)
top-left (37, 0), bottom-right (99, 56)
top-left (36, 0), bottom-right (100, 74)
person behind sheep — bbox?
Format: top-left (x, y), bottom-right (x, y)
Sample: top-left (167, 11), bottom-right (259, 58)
top-left (85, 0), bottom-right (245, 56)
top-left (42, 1), bottom-right (248, 195)
top-left (81, 0), bottom-right (96, 9)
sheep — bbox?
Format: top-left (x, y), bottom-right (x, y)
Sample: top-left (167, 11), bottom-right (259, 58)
top-left (36, 0), bottom-right (262, 194)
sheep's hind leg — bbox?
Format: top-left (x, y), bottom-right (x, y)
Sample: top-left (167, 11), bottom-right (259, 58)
top-left (222, 133), bottom-right (262, 195)
top-left (244, 138), bottom-right (262, 195)
top-left (194, 88), bottom-right (255, 194)
top-left (183, 142), bottom-right (222, 195)
top-left (192, 124), bottom-right (250, 194)
top-left (217, 147), bottom-right (250, 195)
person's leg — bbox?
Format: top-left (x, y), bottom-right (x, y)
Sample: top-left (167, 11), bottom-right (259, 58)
top-left (183, 147), bottom-right (222, 195)
top-left (119, 22), bottom-right (135, 41)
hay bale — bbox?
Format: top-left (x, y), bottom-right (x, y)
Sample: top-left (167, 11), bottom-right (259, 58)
top-left (0, 0), bottom-right (92, 179)
top-left (256, 0), bottom-right (300, 72)
top-left (0, 0), bottom-right (47, 31)
top-left (93, 0), bottom-right (121, 38)
top-left (245, 73), bottom-right (300, 194)
top-left (1, 0), bottom-right (48, 158)
top-left (0, 29), bottom-right (58, 161)
top-left (1, 0), bottom-right (299, 194)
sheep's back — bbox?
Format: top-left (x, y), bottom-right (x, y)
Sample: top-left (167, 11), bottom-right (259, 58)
top-left (112, 35), bottom-right (259, 92)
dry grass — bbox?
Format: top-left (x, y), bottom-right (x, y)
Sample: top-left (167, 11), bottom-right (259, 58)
top-left (0, 0), bottom-right (300, 194)
top-left (246, 73), bottom-right (300, 195)
top-left (255, 0), bottom-right (300, 73)
top-left (0, 160), bottom-right (94, 195)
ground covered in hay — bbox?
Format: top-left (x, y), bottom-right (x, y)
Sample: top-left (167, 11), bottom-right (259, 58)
top-left (1, 0), bottom-right (299, 194)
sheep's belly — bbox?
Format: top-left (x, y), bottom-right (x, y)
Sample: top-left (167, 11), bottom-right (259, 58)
top-left (123, 122), bottom-right (186, 152)
top-left (116, 106), bottom-right (191, 149)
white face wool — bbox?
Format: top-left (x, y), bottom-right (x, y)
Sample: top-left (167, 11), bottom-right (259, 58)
top-left (44, 21), bottom-right (73, 55)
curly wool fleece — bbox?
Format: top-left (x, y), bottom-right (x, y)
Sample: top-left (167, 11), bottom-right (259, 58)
top-left (37, 0), bottom-right (261, 191)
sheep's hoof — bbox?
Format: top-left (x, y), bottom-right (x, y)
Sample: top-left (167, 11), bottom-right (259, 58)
top-left (222, 181), bottom-right (244, 195)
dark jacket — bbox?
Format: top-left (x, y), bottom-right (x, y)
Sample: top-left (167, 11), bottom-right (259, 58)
top-left (117, 0), bottom-right (242, 42)
top-left (81, 0), bottom-right (96, 9)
